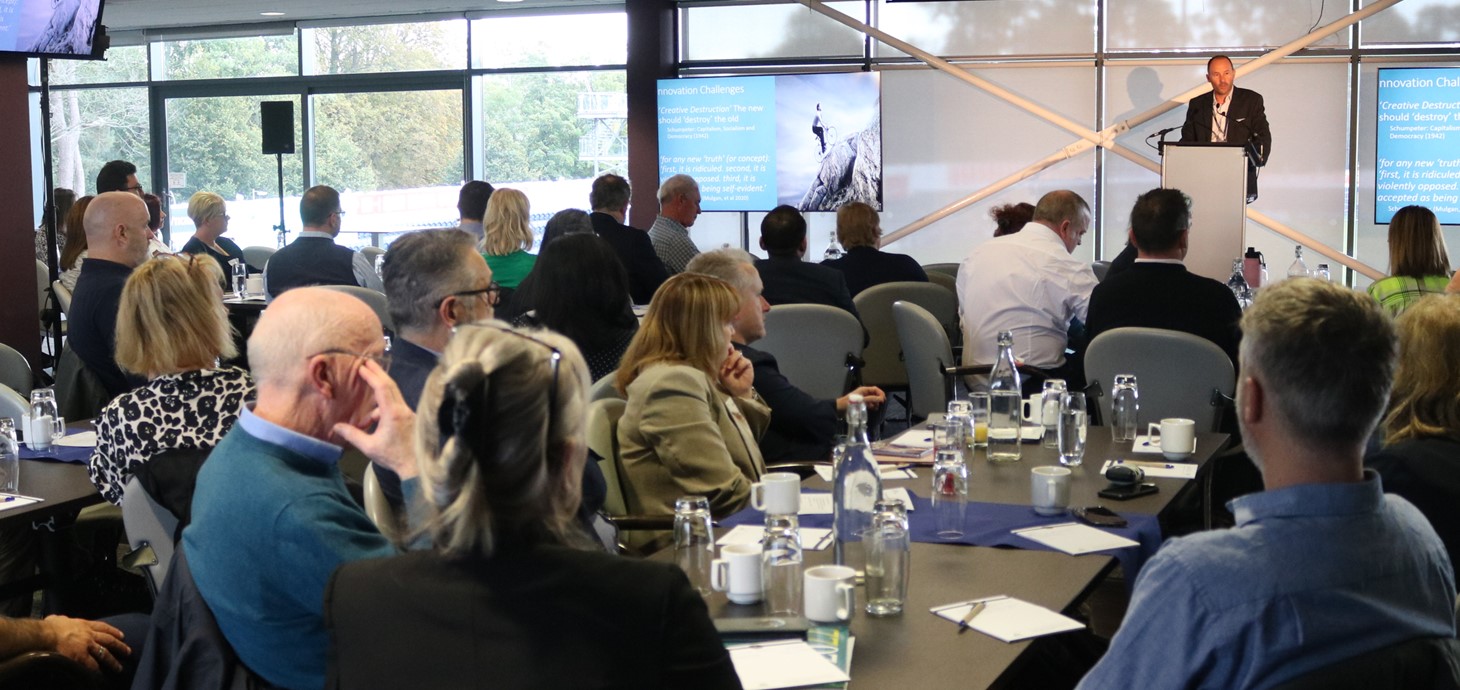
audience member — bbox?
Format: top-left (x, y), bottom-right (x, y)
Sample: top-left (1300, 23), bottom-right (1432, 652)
top-left (180, 191), bottom-right (248, 285)
top-left (71, 192), bottom-right (153, 397)
top-left (0, 614), bottom-right (135, 676)
top-left (689, 248), bottom-right (884, 462)
top-left (183, 287), bottom-right (421, 690)
top-left (1086, 188), bottom-right (1242, 365)
top-left (140, 193), bottom-right (171, 257)
top-left (538, 207), bottom-right (594, 251)
top-left (263, 185), bottom-right (384, 298)
top-left (380, 229), bottom-right (496, 503)
top-left (957, 190), bottom-right (1097, 384)
top-left (1077, 279), bottom-right (1455, 690)
top-left (455, 179), bottom-right (494, 242)
top-left (755, 205), bottom-right (861, 321)
top-left (35, 187), bottom-right (74, 264)
top-left (649, 174), bottom-right (703, 275)
top-left (589, 174), bottom-right (668, 304)
top-left (325, 322), bottom-right (739, 689)
top-left (820, 201), bottom-right (927, 297)
top-left (1367, 205), bottom-right (1454, 318)
top-left (1367, 294), bottom-right (1460, 582)
top-left (515, 233), bottom-right (638, 382)
top-left (57, 195), bottom-right (94, 293)
top-left (479, 187), bottom-right (536, 291)
top-left (95, 159), bottom-right (142, 196)
top-left (89, 254), bottom-right (254, 505)
top-left (616, 273), bottom-right (767, 520)
top-left (990, 201), bottom-right (1034, 238)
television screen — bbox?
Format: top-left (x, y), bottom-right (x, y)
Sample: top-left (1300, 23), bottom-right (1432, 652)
top-left (0, 0), bottom-right (104, 59)
top-left (657, 72), bottom-right (883, 212)
top-left (1375, 67), bottom-right (1460, 225)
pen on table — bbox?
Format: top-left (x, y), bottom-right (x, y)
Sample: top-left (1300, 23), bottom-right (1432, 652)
top-left (1116, 459), bottom-right (1176, 470)
top-left (957, 601), bottom-right (986, 635)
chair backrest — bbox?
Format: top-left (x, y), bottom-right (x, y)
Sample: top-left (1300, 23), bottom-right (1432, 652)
top-left (320, 285), bottom-right (394, 333)
top-left (0, 345), bottom-right (32, 398)
top-left (362, 464), bottom-right (399, 541)
top-left (853, 281), bottom-right (960, 389)
top-left (1085, 327), bottom-right (1235, 433)
top-left (1092, 260), bottom-right (1112, 282)
top-left (1270, 637), bottom-right (1460, 690)
top-left (892, 301), bottom-right (956, 421)
top-left (926, 271), bottom-right (956, 295)
top-left (51, 280), bottom-right (72, 315)
top-left (922, 262), bottom-right (959, 279)
top-left (121, 476), bottom-right (180, 596)
top-left (757, 304), bottom-right (864, 400)
top-left (54, 346), bottom-right (110, 421)
top-left (588, 371), bottom-right (624, 402)
top-left (34, 260), bottom-right (48, 314)
top-left (0, 384), bottom-right (26, 424)
top-left (359, 246), bottom-right (385, 261)
top-left (241, 245), bottom-right (276, 273)
top-left (586, 398), bottom-right (629, 516)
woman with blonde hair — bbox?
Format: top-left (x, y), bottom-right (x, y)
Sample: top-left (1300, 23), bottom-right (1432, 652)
top-left (1368, 294), bottom-right (1460, 584)
top-left (88, 254), bottom-right (255, 504)
top-left (820, 200), bottom-right (926, 297)
top-left (324, 322), bottom-right (738, 688)
top-left (181, 191), bottom-right (249, 285)
top-left (57, 195), bottom-right (94, 292)
top-left (615, 273), bottom-right (768, 519)
top-left (1367, 205), bottom-right (1454, 317)
top-left (479, 187), bottom-right (536, 291)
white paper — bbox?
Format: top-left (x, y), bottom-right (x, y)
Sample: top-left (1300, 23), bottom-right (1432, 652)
top-left (0, 494), bottom-right (43, 513)
top-left (727, 639), bottom-right (850, 690)
top-left (1100, 459), bottom-right (1198, 480)
top-left (799, 493), bottom-right (833, 515)
top-left (1132, 434), bottom-right (1196, 456)
top-left (813, 464), bottom-right (918, 482)
top-left (54, 431), bottom-right (98, 448)
top-left (716, 525), bottom-right (832, 551)
top-left (1011, 522), bottom-right (1140, 555)
top-left (930, 596), bottom-right (1085, 643)
top-left (885, 429), bottom-right (934, 448)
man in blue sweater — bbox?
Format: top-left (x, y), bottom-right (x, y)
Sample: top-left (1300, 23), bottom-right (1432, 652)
top-left (182, 287), bottom-right (421, 690)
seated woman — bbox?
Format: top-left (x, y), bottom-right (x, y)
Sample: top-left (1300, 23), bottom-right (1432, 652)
top-left (1367, 294), bottom-right (1460, 580)
top-left (179, 191), bottom-right (248, 286)
top-left (57, 195), bottom-right (94, 293)
top-left (141, 193), bottom-right (172, 257)
top-left (616, 273), bottom-right (768, 519)
top-left (819, 201), bottom-right (927, 297)
top-left (88, 254), bottom-right (255, 505)
top-left (1367, 205), bottom-right (1454, 317)
top-left (324, 322), bottom-right (739, 689)
top-left (479, 188), bottom-right (536, 292)
top-left (514, 233), bottom-right (638, 382)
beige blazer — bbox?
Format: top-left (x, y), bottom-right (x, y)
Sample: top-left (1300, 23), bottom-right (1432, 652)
top-left (618, 363), bottom-right (770, 519)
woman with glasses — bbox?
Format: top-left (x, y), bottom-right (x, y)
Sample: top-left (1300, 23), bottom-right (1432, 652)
top-left (89, 254), bottom-right (254, 505)
top-left (615, 273), bottom-right (768, 522)
top-left (325, 322), bottom-right (739, 689)
top-left (479, 188), bottom-right (536, 294)
top-left (181, 191), bottom-right (249, 287)
top-left (1368, 205), bottom-right (1454, 318)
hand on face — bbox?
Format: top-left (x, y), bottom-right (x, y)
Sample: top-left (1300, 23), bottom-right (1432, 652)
top-left (331, 359), bottom-right (420, 480)
top-left (718, 346), bottom-right (754, 399)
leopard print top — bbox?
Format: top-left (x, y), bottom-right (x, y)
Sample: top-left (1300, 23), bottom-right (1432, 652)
top-left (88, 366), bottom-right (255, 505)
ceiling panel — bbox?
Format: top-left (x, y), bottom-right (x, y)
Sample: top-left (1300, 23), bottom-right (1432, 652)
top-left (102, 0), bottom-right (624, 32)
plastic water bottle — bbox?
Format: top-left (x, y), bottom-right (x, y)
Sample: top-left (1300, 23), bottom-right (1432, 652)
top-left (832, 394), bottom-right (881, 570)
top-left (673, 496), bottom-right (714, 596)
top-left (1111, 374), bottom-right (1139, 443)
top-left (1226, 258), bottom-right (1253, 309)
top-left (1287, 245), bottom-right (1309, 279)
top-left (863, 499), bottom-right (910, 616)
top-left (761, 514), bottom-right (803, 616)
top-left (1315, 263), bottom-right (1331, 282)
top-left (822, 230), bottom-right (845, 261)
top-left (987, 330), bottom-right (1022, 463)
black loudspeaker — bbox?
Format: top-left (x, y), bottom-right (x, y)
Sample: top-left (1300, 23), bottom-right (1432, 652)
top-left (261, 101), bottom-right (295, 155)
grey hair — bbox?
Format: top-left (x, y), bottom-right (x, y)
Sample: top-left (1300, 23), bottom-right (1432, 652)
top-left (657, 174), bottom-right (699, 204)
top-left (1032, 189), bottom-right (1091, 227)
top-left (1239, 278), bottom-right (1397, 449)
top-left (381, 230), bottom-right (481, 334)
top-left (685, 247), bottom-right (758, 295)
top-left (412, 321), bottom-right (591, 557)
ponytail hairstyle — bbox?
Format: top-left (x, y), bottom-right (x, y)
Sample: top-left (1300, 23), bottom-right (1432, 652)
top-left (412, 321), bottom-right (590, 557)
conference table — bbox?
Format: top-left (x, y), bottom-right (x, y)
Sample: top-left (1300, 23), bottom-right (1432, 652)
top-left (669, 429), bottom-right (1231, 689)
top-left (0, 438), bottom-right (109, 601)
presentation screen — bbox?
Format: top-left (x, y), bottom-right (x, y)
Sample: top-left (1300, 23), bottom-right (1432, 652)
top-left (1375, 67), bottom-right (1460, 225)
top-left (657, 72), bottom-right (883, 212)
top-left (0, 0), bottom-right (104, 58)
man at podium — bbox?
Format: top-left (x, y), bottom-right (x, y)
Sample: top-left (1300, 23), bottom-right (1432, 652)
top-left (1181, 55), bottom-right (1272, 202)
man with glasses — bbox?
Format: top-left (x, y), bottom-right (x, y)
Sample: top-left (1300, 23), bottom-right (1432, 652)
top-left (94, 159), bottom-right (143, 197)
top-left (184, 287), bottom-right (422, 690)
top-left (70, 192), bottom-right (155, 398)
top-left (263, 185), bottom-right (385, 299)
top-left (377, 228), bottom-right (496, 503)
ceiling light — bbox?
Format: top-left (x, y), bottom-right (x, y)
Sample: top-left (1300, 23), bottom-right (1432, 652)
top-left (260, 11), bottom-right (286, 16)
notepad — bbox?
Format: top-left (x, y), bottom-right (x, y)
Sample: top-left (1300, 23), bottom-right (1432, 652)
top-left (0, 494), bottom-right (43, 513)
top-left (716, 525), bottom-right (833, 551)
top-left (1011, 522), bottom-right (1140, 555)
top-left (1100, 459), bottom-right (1198, 480)
top-left (727, 639), bottom-right (851, 690)
top-left (813, 465), bottom-right (918, 482)
top-left (54, 431), bottom-right (98, 448)
top-left (930, 596), bottom-right (1084, 642)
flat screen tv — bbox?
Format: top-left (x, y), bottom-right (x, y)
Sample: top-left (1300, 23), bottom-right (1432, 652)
top-left (0, 0), bottom-right (105, 59)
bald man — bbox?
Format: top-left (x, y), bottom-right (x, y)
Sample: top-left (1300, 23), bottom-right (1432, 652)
top-left (182, 288), bottom-right (420, 690)
top-left (70, 192), bottom-right (155, 397)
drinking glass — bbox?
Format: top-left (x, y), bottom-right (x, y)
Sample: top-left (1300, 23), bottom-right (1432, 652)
top-left (231, 260), bottom-right (248, 299)
top-left (1110, 374), bottom-right (1139, 443)
top-left (969, 392), bottom-right (990, 448)
top-left (863, 499), bottom-right (909, 616)
top-left (931, 449), bottom-right (969, 539)
top-left (27, 389), bottom-right (65, 451)
top-left (762, 514), bottom-right (803, 616)
top-left (931, 421), bottom-right (964, 459)
top-left (1039, 380), bottom-right (1067, 448)
top-left (0, 419), bottom-right (18, 493)
top-left (673, 496), bottom-right (714, 596)
top-left (1058, 391), bottom-right (1088, 467)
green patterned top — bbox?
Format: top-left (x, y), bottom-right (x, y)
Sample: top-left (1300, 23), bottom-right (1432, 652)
top-left (1367, 274), bottom-right (1451, 318)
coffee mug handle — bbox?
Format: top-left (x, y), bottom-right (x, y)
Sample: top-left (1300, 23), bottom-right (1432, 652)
top-left (750, 482), bottom-right (765, 511)
top-left (836, 582), bottom-right (855, 621)
top-left (1146, 422), bottom-right (1161, 443)
top-left (711, 559), bottom-right (729, 592)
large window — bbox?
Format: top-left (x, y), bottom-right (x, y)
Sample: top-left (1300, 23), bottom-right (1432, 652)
top-left (48, 86), bottom-right (151, 196)
top-left (304, 20), bottom-right (468, 75)
top-left (472, 12), bottom-right (626, 69)
top-left (157, 35), bottom-right (299, 81)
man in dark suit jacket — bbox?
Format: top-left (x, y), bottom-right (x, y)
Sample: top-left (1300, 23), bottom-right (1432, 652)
top-left (588, 174), bottom-right (668, 304)
top-left (70, 192), bottom-right (153, 398)
top-left (1180, 55), bottom-right (1272, 202)
top-left (754, 205), bottom-right (862, 324)
top-left (1086, 188), bottom-right (1242, 366)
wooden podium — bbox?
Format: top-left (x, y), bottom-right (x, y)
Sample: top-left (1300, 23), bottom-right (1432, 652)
top-left (1159, 142), bottom-right (1249, 282)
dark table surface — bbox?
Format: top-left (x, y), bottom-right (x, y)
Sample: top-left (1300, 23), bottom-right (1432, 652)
top-left (3, 458), bottom-right (102, 528)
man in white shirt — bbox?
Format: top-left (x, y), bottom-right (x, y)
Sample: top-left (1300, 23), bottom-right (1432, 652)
top-left (956, 189), bottom-right (1097, 382)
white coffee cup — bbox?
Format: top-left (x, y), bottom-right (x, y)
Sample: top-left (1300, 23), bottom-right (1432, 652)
top-left (1148, 418), bottom-right (1196, 460)
top-left (1030, 465), bottom-right (1072, 516)
top-left (711, 543), bottom-right (764, 605)
top-left (1021, 394), bottom-right (1043, 426)
top-left (245, 275), bottom-right (265, 297)
top-left (804, 564), bottom-right (856, 623)
top-left (28, 414), bottom-right (54, 450)
top-left (750, 472), bottom-right (800, 515)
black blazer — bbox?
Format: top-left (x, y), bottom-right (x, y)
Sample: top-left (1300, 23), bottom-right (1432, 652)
top-left (325, 546), bottom-right (742, 690)
top-left (1180, 87), bottom-right (1271, 199)
top-left (755, 255), bottom-right (862, 321)
top-left (590, 212), bottom-right (669, 305)
top-left (1367, 437), bottom-right (1460, 592)
top-left (820, 246), bottom-right (928, 298)
top-left (736, 343), bottom-right (838, 463)
top-left (1085, 262), bottom-right (1242, 366)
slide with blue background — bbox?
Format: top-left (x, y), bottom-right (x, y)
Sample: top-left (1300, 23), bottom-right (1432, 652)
top-left (1376, 67), bottom-right (1460, 224)
top-left (658, 76), bottom-right (778, 211)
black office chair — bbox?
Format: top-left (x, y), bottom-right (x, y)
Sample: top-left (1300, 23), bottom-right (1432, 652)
top-left (1271, 637), bottom-right (1460, 690)
top-left (0, 652), bottom-right (102, 690)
